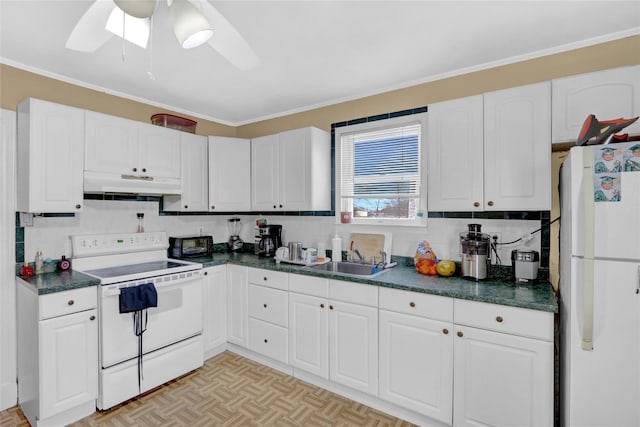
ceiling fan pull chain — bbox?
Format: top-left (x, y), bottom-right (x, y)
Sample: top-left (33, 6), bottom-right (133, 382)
top-left (121, 11), bottom-right (126, 62)
top-left (147, 16), bottom-right (156, 80)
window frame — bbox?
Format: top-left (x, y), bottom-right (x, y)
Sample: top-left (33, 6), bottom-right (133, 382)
top-left (334, 112), bottom-right (427, 227)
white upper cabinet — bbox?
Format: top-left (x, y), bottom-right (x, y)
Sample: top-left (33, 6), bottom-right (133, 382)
top-left (164, 133), bottom-right (209, 212)
top-left (85, 110), bottom-right (181, 179)
top-left (251, 127), bottom-right (330, 212)
top-left (427, 95), bottom-right (484, 211)
top-left (208, 136), bottom-right (251, 212)
top-left (484, 82), bottom-right (551, 211)
top-left (16, 98), bottom-right (85, 213)
top-left (428, 82), bottom-right (551, 211)
top-left (552, 65), bottom-right (640, 144)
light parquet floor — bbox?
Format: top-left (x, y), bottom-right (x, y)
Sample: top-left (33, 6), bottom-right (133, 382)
top-left (1, 351), bottom-right (416, 426)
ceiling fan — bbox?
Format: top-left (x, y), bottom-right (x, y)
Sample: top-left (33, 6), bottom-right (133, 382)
top-left (65, 0), bottom-right (259, 70)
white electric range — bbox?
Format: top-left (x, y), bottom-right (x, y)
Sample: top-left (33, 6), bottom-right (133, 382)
top-left (71, 232), bottom-right (204, 410)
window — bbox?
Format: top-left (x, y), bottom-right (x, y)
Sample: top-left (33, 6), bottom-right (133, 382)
top-left (335, 112), bottom-right (427, 226)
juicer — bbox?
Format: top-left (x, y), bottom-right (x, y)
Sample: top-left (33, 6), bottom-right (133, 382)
top-left (460, 224), bottom-right (491, 280)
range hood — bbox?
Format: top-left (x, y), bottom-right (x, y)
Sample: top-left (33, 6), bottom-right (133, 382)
top-left (83, 171), bottom-right (181, 195)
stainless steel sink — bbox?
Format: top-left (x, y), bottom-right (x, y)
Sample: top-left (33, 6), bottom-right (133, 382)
top-left (307, 262), bottom-right (390, 278)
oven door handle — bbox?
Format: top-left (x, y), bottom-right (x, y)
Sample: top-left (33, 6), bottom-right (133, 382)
top-left (101, 271), bottom-right (202, 297)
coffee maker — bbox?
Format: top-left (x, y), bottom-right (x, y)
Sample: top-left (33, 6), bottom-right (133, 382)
top-left (256, 224), bottom-right (282, 257)
top-left (460, 224), bottom-right (491, 280)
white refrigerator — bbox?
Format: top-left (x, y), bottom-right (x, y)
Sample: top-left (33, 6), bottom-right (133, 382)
top-left (560, 146), bottom-right (640, 426)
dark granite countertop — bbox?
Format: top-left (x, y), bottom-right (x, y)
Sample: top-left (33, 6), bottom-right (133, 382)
top-left (16, 252), bottom-right (557, 313)
top-left (15, 269), bottom-right (100, 295)
top-left (186, 252), bottom-right (558, 313)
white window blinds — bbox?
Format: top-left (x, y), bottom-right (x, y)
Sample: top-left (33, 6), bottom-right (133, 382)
top-left (340, 122), bottom-right (421, 200)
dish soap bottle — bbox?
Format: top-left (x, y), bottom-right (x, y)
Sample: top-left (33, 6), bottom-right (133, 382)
top-left (34, 251), bottom-right (44, 274)
top-left (331, 233), bottom-right (342, 262)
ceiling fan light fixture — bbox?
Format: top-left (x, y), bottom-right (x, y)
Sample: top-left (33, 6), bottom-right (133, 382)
top-left (170, 0), bottom-right (213, 49)
top-left (106, 7), bottom-right (150, 48)
top-left (113, 0), bottom-right (156, 19)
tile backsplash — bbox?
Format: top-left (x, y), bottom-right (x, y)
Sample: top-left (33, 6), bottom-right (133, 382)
top-left (17, 199), bottom-right (545, 269)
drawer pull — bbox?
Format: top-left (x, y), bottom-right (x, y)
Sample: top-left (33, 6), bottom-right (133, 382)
top-left (67, 300), bottom-right (74, 306)
top-left (263, 277), bottom-right (268, 281)
top-left (443, 328), bottom-right (449, 335)
top-left (90, 315), bottom-right (96, 321)
top-left (184, 205), bottom-right (188, 209)
top-left (487, 201), bottom-right (494, 207)
top-left (409, 302), bottom-right (415, 308)
top-left (496, 316), bottom-right (504, 323)
top-left (75, 204), bottom-right (81, 209)
top-left (329, 305), bottom-right (334, 310)
top-left (204, 272), bottom-right (208, 276)
top-left (320, 303), bottom-right (325, 308)
top-left (263, 303), bottom-right (267, 308)
top-left (473, 201), bottom-right (480, 207)
top-left (264, 339), bottom-right (268, 343)
top-left (211, 206), bottom-right (215, 210)
top-left (457, 331), bottom-right (463, 338)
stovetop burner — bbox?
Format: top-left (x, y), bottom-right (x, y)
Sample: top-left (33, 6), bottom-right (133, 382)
top-left (84, 260), bottom-right (189, 279)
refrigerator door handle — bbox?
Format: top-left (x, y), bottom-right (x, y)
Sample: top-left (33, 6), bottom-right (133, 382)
top-left (637, 266), bottom-right (640, 294)
top-left (582, 152), bottom-right (595, 351)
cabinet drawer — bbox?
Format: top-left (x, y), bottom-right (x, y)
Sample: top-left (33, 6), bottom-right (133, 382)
top-left (329, 279), bottom-right (378, 307)
top-left (289, 273), bottom-right (328, 298)
top-left (249, 318), bottom-right (288, 363)
top-left (39, 286), bottom-right (97, 320)
top-left (249, 284), bottom-right (288, 327)
top-left (454, 299), bottom-right (553, 341)
top-left (379, 287), bottom-right (453, 322)
top-left (248, 268), bottom-right (288, 290)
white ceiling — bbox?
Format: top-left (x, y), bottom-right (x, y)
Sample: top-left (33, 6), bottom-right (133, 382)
top-left (1, 1), bottom-right (639, 126)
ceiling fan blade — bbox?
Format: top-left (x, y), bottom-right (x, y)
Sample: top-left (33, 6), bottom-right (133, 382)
top-left (65, 0), bottom-right (115, 52)
top-left (197, 1), bottom-right (260, 70)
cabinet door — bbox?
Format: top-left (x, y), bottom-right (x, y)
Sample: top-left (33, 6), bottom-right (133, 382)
top-left (208, 136), bottom-right (251, 212)
top-left (202, 266), bottom-right (227, 357)
top-left (39, 309), bottom-right (98, 419)
top-left (289, 292), bottom-right (329, 379)
top-left (17, 99), bottom-right (85, 213)
top-left (379, 310), bottom-right (453, 423)
top-left (138, 123), bottom-right (181, 178)
top-left (552, 65), bottom-right (640, 143)
top-left (427, 95), bottom-right (484, 211)
top-left (453, 325), bottom-right (553, 427)
top-left (164, 133), bottom-right (208, 212)
top-left (251, 134), bottom-right (280, 211)
top-left (85, 110), bottom-right (138, 175)
top-left (279, 128), bottom-right (310, 211)
top-left (484, 82), bottom-right (551, 211)
top-left (329, 300), bottom-right (378, 395)
top-left (226, 265), bottom-right (248, 347)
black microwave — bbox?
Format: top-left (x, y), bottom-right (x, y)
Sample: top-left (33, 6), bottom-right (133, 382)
top-left (168, 235), bottom-right (214, 258)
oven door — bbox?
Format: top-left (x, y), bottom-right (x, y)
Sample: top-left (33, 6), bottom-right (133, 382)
top-left (99, 271), bottom-right (203, 368)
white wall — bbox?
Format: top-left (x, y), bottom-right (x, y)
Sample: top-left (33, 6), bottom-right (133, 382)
top-left (23, 200), bottom-right (541, 267)
top-left (1, 109), bottom-right (17, 411)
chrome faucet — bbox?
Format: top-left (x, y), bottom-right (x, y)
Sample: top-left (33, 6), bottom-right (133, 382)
top-left (379, 251), bottom-right (387, 267)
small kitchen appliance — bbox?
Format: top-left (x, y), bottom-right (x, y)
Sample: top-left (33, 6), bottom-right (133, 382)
top-left (168, 235), bottom-right (214, 258)
top-left (226, 217), bottom-right (244, 252)
top-left (256, 224), bottom-right (282, 257)
top-left (511, 249), bottom-right (539, 283)
top-left (460, 223), bottom-right (491, 280)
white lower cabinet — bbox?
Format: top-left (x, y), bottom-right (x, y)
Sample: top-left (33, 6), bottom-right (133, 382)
top-left (289, 276), bottom-right (379, 396)
top-left (17, 282), bottom-right (98, 427)
top-left (453, 300), bottom-right (554, 427)
top-left (329, 298), bottom-right (378, 395)
top-left (202, 265), bottom-right (227, 358)
top-left (226, 264), bottom-right (248, 347)
top-left (379, 288), bottom-right (454, 424)
top-left (247, 268), bottom-right (289, 363)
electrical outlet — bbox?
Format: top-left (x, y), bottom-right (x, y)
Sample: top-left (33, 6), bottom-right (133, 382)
top-left (487, 231), bottom-right (502, 243)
